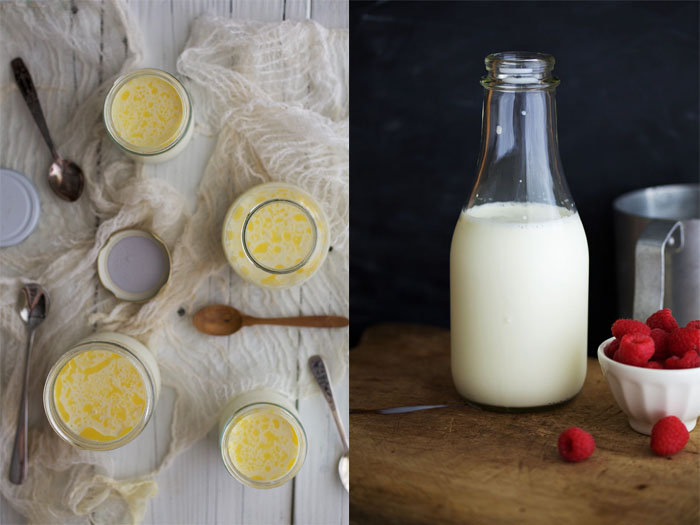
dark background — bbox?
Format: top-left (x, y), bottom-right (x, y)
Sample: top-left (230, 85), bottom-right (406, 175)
top-left (349, 1), bottom-right (699, 351)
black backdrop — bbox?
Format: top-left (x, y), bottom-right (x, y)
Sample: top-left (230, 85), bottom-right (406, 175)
top-left (349, 1), bottom-right (699, 351)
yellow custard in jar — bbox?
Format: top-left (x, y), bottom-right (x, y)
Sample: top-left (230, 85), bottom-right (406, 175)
top-left (53, 349), bottom-right (146, 442)
top-left (44, 332), bottom-right (160, 450)
top-left (222, 183), bottom-right (330, 288)
top-left (219, 391), bottom-right (307, 488)
top-left (111, 75), bottom-right (182, 149)
top-left (104, 68), bottom-right (193, 163)
top-left (226, 409), bottom-right (300, 481)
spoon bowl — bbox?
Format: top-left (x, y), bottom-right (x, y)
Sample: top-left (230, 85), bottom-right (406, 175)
top-left (192, 304), bottom-right (349, 336)
top-left (193, 304), bottom-right (243, 335)
top-left (48, 158), bottom-right (84, 202)
top-left (18, 283), bottom-right (49, 324)
top-left (338, 454), bottom-right (349, 492)
top-left (10, 283), bottom-right (49, 484)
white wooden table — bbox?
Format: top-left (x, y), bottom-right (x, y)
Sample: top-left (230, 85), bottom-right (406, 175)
top-left (0, 1), bottom-right (348, 523)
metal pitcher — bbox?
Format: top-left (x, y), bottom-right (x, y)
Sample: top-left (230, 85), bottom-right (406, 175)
top-left (614, 184), bottom-right (699, 326)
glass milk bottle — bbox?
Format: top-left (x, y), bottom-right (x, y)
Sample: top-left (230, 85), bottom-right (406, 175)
top-left (450, 52), bottom-right (589, 410)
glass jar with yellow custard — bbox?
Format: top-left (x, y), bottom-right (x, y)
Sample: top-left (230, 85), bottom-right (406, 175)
top-left (219, 389), bottom-right (307, 488)
top-left (222, 182), bottom-right (330, 288)
top-left (103, 68), bottom-right (193, 163)
top-left (43, 332), bottom-right (160, 450)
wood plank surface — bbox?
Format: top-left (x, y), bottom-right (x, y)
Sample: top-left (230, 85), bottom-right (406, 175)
top-left (0, 1), bottom-right (348, 524)
top-left (349, 324), bottom-right (700, 525)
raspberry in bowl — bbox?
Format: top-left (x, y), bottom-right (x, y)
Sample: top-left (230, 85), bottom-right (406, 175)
top-left (597, 310), bottom-right (700, 435)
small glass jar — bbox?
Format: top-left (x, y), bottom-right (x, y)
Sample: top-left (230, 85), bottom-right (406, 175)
top-left (103, 68), bottom-right (193, 163)
top-left (222, 182), bottom-right (330, 288)
top-left (43, 332), bottom-right (161, 450)
top-left (218, 389), bottom-right (307, 489)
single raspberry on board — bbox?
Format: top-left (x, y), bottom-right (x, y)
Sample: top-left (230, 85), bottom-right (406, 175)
top-left (650, 328), bottom-right (670, 360)
top-left (644, 361), bottom-right (664, 369)
top-left (611, 319), bottom-right (651, 339)
top-left (645, 308), bottom-right (679, 332)
top-left (650, 416), bottom-right (689, 456)
top-left (664, 351), bottom-right (700, 369)
top-left (686, 320), bottom-right (700, 330)
top-left (614, 333), bottom-right (655, 367)
top-left (604, 339), bottom-right (620, 359)
top-left (558, 427), bottom-right (595, 462)
top-left (667, 327), bottom-right (700, 357)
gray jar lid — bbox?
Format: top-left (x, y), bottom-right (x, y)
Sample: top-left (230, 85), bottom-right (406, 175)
top-left (0, 169), bottom-right (41, 247)
top-left (97, 229), bottom-right (172, 302)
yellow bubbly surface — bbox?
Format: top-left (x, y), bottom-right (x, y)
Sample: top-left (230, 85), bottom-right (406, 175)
top-left (227, 409), bottom-right (299, 481)
top-left (54, 349), bottom-right (146, 442)
top-left (223, 184), bottom-right (329, 288)
top-left (111, 75), bottom-right (183, 149)
top-left (245, 201), bottom-right (315, 270)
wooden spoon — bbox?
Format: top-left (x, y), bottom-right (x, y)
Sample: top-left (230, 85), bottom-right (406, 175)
top-left (192, 304), bottom-right (349, 336)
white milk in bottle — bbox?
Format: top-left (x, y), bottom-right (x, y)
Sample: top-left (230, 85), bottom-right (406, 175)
top-left (450, 53), bottom-right (589, 409)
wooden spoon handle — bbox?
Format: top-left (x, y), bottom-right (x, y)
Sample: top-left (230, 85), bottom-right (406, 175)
top-left (243, 315), bottom-right (349, 328)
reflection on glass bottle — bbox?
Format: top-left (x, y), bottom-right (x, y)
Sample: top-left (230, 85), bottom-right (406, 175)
top-left (450, 52), bottom-right (589, 410)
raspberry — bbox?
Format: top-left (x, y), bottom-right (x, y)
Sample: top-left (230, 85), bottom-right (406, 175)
top-left (667, 327), bottom-right (700, 357)
top-left (687, 320), bottom-right (700, 330)
top-left (604, 339), bottom-right (619, 359)
top-left (558, 427), bottom-right (595, 462)
top-left (615, 333), bottom-right (654, 367)
top-left (650, 328), bottom-right (670, 360)
top-left (645, 308), bottom-right (678, 332)
top-left (650, 416), bottom-right (689, 456)
top-left (644, 361), bottom-right (664, 369)
top-left (664, 351), bottom-right (700, 369)
top-left (611, 319), bottom-right (651, 339)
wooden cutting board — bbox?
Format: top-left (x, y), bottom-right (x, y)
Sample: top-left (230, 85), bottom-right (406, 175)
top-left (350, 324), bottom-right (699, 524)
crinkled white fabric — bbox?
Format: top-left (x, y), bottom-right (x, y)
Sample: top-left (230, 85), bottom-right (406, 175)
top-left (0, 1), bottom-right (348, 523)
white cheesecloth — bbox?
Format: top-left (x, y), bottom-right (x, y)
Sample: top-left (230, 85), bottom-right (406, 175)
top-left (0, 1), bottom-right (348, 523)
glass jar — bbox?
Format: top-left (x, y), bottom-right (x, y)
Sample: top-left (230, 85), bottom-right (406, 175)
top-left (103, 68), bottom-right (193, 163)
top-left (218, 389), bottom-right (307, 489)
top-left (222, 182), bottom-right (330, 288)
top-left (450, 52), bottom-right (589, 410)
top-left (43, 332), bottom-right (161, 450)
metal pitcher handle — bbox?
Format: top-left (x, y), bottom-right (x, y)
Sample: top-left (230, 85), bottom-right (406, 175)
top-left (633, 220), bottom-right (684, 321)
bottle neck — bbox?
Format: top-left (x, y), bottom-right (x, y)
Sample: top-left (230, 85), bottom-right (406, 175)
top-left (468, 86), bottom-right (574, 213)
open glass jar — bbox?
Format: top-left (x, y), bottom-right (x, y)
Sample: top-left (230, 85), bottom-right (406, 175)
top-left (222, 182), bottom-right (330, 288)
top-left (218, 390), bottom-right (307, 489)
top-left (103, 68), bottom-right (193, 163)
top-left (43, 332), bottom-right (161, 450)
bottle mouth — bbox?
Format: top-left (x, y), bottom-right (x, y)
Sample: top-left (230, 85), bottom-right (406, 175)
top-left (482, 52), bottom-right (560, 91)
top-left (242, 198), bottom-right (318, 274)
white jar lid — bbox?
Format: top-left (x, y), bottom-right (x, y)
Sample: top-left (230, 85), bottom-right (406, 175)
top-left (0, 169), bottom-right (41, 247)
top-left (97, 229), bottom-right (171, 302)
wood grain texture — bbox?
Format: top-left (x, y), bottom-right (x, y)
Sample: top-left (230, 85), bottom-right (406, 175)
top-left (0, 1), bottom-right (348, 524)
top-left (350, 324), bottom-right (700, 525)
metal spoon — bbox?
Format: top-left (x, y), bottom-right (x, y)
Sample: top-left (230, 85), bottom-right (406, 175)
top-left (192, 304), bottom-right (349, 336)
top-left (9, 283), bottom-right (49, 485)
top-left (308, 355), bottom-right (349, 492)
top-left (10, 58), bottom-right (84, 202)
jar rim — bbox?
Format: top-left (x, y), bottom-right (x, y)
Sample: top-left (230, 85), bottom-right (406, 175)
top-left (219, 401), bottom-right (307, 489)
top-left (43, 340), bottom-right (157, 450)
top-left (482, 51), bottom-right (560, 91)
top-left (103, 68), bottom-right (192, 156)
top-left (242, 198), bottom-right (319, 274)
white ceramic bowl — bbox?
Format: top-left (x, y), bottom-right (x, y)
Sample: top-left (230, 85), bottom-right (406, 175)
top-left (597, 337), bottom-right (700, 435)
